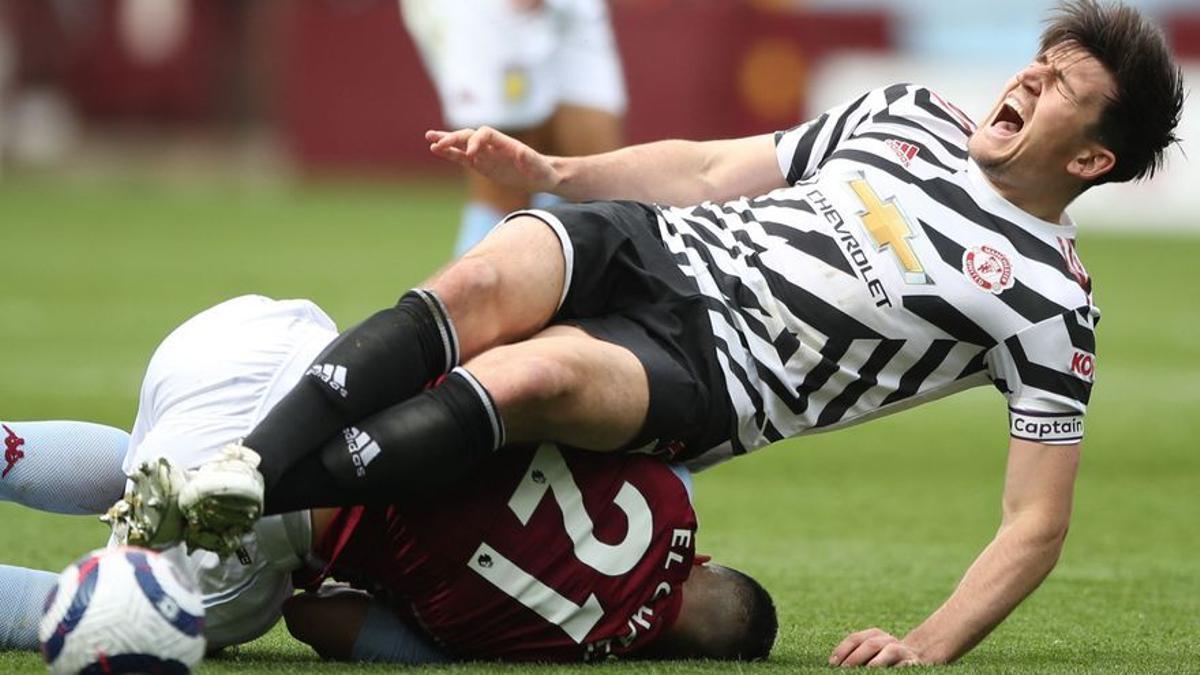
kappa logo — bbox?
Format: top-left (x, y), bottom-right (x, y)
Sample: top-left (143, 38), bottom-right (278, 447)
top-left (885, 139), bottom-right (920, 167)
top-left (1070, 352), bottom-right (1096, 380)
top-left (309, 363), bottom-right (348, 398)
top-left (343, 426), bottom-right (382, 478)
top-left (2, 424), bottom-right (26, 479)
top-left (963, 245), bottom-right (1015, 294)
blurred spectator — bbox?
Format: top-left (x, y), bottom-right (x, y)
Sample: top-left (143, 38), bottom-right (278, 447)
top-left (0, 17), bottom-right (10, 174)
top-left (400, 0), bottom-right (627, 256)
top-left (0, 0), bottom-right (85, 170)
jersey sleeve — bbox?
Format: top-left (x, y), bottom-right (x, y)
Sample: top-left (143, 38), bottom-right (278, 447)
top-left (773, 85), bottom-right (893, 185)
top-left (984, 307), bottom-right (1098, 445)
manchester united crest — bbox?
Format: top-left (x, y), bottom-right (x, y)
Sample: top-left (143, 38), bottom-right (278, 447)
top-left (963, 245), bottom-right (1015, 294)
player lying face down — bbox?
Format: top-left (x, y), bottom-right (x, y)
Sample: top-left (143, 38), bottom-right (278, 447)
top-left (282, 442), bottom-right (777, 663)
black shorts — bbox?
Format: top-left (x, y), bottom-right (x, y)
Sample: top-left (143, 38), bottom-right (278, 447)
top-left (503, 201), bottom-right (732, 460)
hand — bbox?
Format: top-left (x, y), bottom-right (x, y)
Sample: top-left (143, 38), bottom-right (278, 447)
top-left (829, 628), bottom-right (925, 668)
top-left (426, 127), bottom-right (559, 194)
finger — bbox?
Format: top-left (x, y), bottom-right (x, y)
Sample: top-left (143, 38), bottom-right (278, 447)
top-left (830, 635), bottom-right (865, 665)
top-left (841, 638), bottom-right (892, 668)
top-left (430, 128), bottom-right (475, 151)
top-left (429, 144), bottom-right (470, 165)
top-left (865, 644), bottom-right (906, 668)
top-left (830, 628), bottom-right (885, 665)
top-left (465, 126), bottom-right (495, 157)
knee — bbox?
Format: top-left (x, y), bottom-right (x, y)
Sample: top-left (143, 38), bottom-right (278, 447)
top-left (433, 255), bottom-right (502, 311)
top-left (469, 346), bottom-right (583, 410)
top-left (518, 352), bottom-right (581, 405)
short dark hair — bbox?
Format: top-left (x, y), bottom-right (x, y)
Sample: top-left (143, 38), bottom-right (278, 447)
top-left (640, 565), bottom-right (778, 662)
top-left (1039, 0), bottom-right (1185, 186)
top-left (722, 567), bottom-right (779, 661)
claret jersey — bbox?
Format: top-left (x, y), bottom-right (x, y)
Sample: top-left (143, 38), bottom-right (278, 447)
top-left (655, 84), bottom-right (1098, 467)
top-left (307, 443), bottom-right (698, 662)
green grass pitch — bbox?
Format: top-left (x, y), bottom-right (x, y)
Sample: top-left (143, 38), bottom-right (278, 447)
top-left (1, 177), bottom-right (1197, 673)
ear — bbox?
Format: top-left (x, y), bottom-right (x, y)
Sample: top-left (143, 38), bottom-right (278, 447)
top-left (1067, 142), bottom-right (1116, 182)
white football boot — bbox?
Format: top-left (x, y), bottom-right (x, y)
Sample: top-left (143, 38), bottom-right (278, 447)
top-left (102, 457), bottom-right (188, 551)
top-left (177, 443), bottom-right (265, 557)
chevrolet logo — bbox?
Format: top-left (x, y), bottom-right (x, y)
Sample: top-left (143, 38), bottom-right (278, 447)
top-left (849, 177), bottom-right (929, 285)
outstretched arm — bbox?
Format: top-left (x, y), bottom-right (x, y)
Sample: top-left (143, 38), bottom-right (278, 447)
top-left (830, 438), bottom-right (1079, 667)
top-left (284, 587), bottom-right (448, 664)
top-left (426, 127), bottom-right (784, 207)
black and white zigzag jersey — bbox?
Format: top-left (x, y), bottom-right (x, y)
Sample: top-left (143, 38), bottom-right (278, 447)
top-left (654, 83), bottom-right (1099, 470)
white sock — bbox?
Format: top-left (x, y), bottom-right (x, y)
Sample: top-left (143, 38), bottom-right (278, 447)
top-left (0, 421), bottom-right (129, 515)
top-left (529, 192), bottom-right (563, 209)
top-left (0, 564), bottom-right (57, 651)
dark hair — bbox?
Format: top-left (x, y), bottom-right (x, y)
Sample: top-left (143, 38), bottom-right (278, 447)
top-left (640, 565), bottom-right (778, 662)
top-left (722, 567), bottom-right (779, 661)
top-left (1039, 0), bottom-right (1185, 187)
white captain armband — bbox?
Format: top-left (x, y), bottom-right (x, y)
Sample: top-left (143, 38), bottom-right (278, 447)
top-left (1009, 409), bottom-right (1084, 445)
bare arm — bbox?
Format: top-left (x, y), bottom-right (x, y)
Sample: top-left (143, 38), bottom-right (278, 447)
top-left (284, 588), bottom-right (448, 664)
top-left (830, 438), bottom-right (1080, 667)
top-left (426, 127), bottom-right (784, 207)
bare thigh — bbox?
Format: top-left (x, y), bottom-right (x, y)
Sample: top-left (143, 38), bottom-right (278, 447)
top-left (423, 215), bottom-right (566, 360)
top-left (462, 324), bottom-right (649, 451)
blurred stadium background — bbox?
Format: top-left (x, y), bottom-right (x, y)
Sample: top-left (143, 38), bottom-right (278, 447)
top-left (2, 0), bottom-right (1199, 226)
top-left (1, 1), bottom-right (1197, 673)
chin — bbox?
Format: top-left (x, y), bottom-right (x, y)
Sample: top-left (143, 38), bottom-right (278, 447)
top-left (967, 136), bottom-right (1003, 170)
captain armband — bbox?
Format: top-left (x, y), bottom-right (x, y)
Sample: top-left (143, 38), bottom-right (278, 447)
top-left (1009, 408), bottom-right (1084, 445)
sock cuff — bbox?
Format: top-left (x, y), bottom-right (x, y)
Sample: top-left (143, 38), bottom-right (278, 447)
top-left (448, 367), bottom-right (505, 450)
top-left (400, 289), bottom-right (460, 371)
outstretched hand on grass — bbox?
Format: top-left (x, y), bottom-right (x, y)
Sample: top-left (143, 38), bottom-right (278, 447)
top-left (426, 127), bottom-right (559, 194)
top-left (829, 627), bottom-right (925, 668)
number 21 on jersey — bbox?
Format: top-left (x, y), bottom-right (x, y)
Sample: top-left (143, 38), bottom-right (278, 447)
top-left (467, 444), bottom-right (654, 643)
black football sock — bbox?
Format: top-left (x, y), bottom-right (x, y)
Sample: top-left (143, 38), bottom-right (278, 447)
top-left (261, 454), bottom-right (359, 515)
top-left (245, 289), bottom-right (460, 490)
top-left (263, 368), bottom-right (504, 514)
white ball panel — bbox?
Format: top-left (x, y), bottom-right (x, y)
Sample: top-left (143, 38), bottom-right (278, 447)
top-left (39, 547), bottom-right (207, 674)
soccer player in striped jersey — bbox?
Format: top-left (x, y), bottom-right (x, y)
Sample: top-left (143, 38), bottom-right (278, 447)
top-left (122, 1), bottom-right (1182, 668)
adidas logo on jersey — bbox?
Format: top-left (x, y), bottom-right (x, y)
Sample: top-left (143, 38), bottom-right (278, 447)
top-left (343, 426), bottom-right (381, 478)
top-left (886, 139), bottom-right (919, 167)
top-left (308, 363), bottom-right (349, 398)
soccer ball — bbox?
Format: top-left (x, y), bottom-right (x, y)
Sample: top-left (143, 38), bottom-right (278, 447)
top-left (39, 547), bottom-right (206, 674)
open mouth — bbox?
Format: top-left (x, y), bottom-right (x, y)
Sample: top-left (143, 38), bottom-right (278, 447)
top-left (991, 99), bottom-right (1025, 137)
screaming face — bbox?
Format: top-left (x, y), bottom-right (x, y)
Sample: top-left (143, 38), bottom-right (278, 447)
top-left (969, 42), bottom-right (1118, 202)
